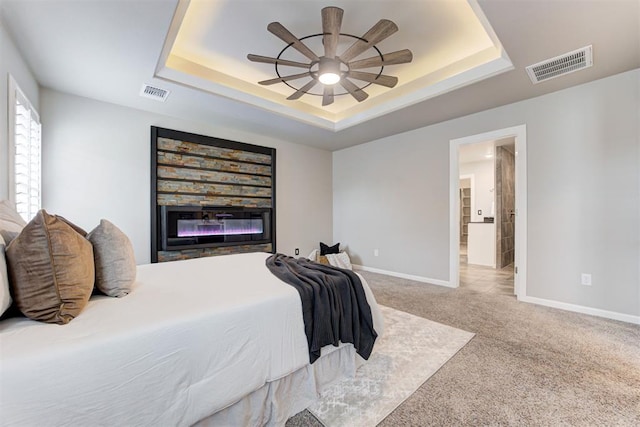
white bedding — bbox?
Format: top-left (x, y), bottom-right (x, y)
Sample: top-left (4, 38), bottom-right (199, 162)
top-left (0, 252), bottom-right (382, 426)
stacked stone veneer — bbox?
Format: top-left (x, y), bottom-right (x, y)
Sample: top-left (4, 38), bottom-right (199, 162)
top-left (495, 145), bottom-right (515, 268)
top-left (154, 136), bottom-right (274, 262)
top-left (158, 243), bottom-right (273, 262)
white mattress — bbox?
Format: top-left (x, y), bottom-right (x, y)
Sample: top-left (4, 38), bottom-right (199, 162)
top-left (0, 252), bottom-right (382, 426)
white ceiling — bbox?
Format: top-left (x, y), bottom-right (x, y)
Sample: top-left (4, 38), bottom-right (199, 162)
top-left (459, 140), bottom-right (495, 164)
top-left (459, 137), bottom-right (514, 164)
top-left (1, 0), bottom-right (638, 151)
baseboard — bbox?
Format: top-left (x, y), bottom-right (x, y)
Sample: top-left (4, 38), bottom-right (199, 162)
top-left (353, 265), bottom-right (639, 325)
top-left (519, 295), bottom-right (640, 325)
top-left (352, 264), bottom-right (453, 288)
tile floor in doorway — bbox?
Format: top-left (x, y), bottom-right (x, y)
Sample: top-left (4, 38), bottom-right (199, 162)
top-left (459, 244), bottom-right (515, 296)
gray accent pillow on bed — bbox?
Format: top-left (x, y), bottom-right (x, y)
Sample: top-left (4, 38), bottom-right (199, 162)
top-left (0, 199), bottom-right (27, 234)
top-left (0, 200), bottom-right (28, 316)
top-left (0, 234), bottom-right (12, 316)
top-left (88, 219), bottom-right (136, 297)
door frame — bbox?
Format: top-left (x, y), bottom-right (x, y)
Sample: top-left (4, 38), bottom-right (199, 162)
top-left (449, 125), bottom-right (527, 298)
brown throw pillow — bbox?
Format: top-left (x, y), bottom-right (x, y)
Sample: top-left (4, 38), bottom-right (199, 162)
top-left (5, 210), bottom-right (95, 324)
top-left (317, 255), bottom-right (330, 265)
top-left (88, 219), bottom-right (136, 297)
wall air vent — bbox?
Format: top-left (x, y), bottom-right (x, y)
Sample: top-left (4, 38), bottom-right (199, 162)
top-left (140, 84), bottom-right (170, 102)
top-left (526, 45), bottom-right (593, 84)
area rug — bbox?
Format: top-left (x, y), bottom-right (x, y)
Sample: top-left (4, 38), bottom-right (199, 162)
top-left (308, 305), bottom-right (475, 427)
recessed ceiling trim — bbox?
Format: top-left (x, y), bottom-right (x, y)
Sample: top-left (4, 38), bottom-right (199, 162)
top-left (156, 49), bottom-right (514, 132)
top-left (154, 0), bottom-right (191, 76)
top-left (467, 0), bottom-right (511, 62)
top-left (155, 58), bottom-right (338, 130)
top-left (157, 48), bottom-right (514, 132)
top-left (164, 53), bottom-right (332, 117)
top-left (334, 49), bottom-right (514, 131)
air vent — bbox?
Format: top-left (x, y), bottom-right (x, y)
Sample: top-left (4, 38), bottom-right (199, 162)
top-left (140, 84), bottom-right (170, 102)
top-left (526, 45), bottom-right (593, 84)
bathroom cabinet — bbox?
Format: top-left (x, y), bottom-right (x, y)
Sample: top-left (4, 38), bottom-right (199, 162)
top-left (467, 222), bottom-right (496, 267)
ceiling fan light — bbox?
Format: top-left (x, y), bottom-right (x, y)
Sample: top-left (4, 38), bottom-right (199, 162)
top-left (318, 57), bottom-right (341, 85)
top-left (319, 72), bottom-right (340, 85)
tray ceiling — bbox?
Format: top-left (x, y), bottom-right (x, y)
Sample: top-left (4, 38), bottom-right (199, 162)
top-left (156, 0), bottom-right (513, 131)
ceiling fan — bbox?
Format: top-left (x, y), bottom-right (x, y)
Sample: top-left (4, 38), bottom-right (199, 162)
top-left (247, 6), bottom-right (413, 106)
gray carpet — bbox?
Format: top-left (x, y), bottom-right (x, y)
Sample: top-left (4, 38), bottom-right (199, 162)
top-left (286, 271), bottom-right (640, 426)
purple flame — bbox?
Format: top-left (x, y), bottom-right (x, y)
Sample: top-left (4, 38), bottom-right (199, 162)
top-left (177, 219), bottom-right (263, 237)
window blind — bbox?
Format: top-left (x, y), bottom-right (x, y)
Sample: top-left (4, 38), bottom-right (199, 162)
top-left (9, 76), bottom-right (41, 222)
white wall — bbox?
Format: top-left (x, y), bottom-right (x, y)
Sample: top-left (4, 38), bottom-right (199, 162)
top-left (334, 69), bottom-right (639, 318)
top-left (40, 89), bottom-right (333, 265)
top-left (0, 17), bottom-right (39, 200)
top-left (460, 159), bottom-right (494, 222)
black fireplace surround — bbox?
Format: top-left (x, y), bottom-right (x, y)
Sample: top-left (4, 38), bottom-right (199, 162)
top-left (160, 206), bottom-right (272, 251)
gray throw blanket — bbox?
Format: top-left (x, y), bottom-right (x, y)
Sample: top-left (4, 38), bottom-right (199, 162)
top-left (266, 253), bottom-right (377, 363)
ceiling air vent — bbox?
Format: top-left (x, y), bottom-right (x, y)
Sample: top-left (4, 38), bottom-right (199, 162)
top-left (526, 45), bottom-right (593, 84)
top-left (140, 84), bottom-right (170, 102)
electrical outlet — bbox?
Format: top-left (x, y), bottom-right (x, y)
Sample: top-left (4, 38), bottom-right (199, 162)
top-left (295, 248), bottom-right (299, 256)
top-left (374, 249), bottom-right (379, 257)
top-left (581, 273), bottom-right (592, 286)
top-left (478, 210), bottom-right (482, 215)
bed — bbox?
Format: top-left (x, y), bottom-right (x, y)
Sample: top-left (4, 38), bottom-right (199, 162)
top-left (0, 251), bottom-right (383, 426)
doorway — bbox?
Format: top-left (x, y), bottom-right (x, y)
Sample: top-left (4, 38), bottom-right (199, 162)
top-left (449, 125), bottom-right (527, 299)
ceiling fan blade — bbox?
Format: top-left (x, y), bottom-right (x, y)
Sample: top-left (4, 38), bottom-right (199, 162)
top-left (259, 72), bottom-right (310, 85)
top-left (322, 85), bottom-right (334, 106)
top-left (247, 54), bottom-right (310, 69)
top-left (340, 19), bottom-right (398, 62)
top-left (267, 22), bottom-right (319, 62)
top-left (348, 49), bottom-right (413, 69)
top-left (287, 79), bottom-right (318, 100)
top-left (347, 71), bottom-right (398, 88)
top-left (322, 6), bottom-right (343, 59)
top-left (339, 78), bottom-right (369, 102)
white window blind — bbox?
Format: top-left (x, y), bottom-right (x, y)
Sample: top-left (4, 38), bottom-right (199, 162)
top-left (9, 75), bottom-right (41, 222)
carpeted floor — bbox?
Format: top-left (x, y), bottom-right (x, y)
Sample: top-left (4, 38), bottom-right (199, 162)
top-left (286, 271), bottom-right (640, 426)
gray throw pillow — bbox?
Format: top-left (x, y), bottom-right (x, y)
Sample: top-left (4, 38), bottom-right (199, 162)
top-left (0, 230), bottom-right (20, 245)
top-left (0, 199), bottom-right (27, 233)
top-left (0, 234), bottom-right (12, 316)
top-left (88, 219), bottom-right (136, 297)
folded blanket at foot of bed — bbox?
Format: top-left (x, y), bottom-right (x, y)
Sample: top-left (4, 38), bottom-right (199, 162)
top-left (266, 253), bottom-right (377, 363)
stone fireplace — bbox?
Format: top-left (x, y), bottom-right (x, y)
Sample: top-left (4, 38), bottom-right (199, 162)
top-left (150, 127), bottom-right (276, 263)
